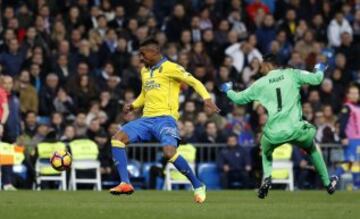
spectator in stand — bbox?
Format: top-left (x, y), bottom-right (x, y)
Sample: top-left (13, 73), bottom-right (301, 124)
top-left (100, 90), bottom-right (119, 125)
top-left (320, 78), bottom-right (342, 113)
top-left (53, 87), bottom-right (76, 120)
top-left (295, 30), bottom-right (316, 61)
top-left (217, 134), bottom-right (251, 189)
top-left (24, 111), bottom-right (38, 138)
top-left (336, 32), bottom-right (360, 71)
top-left (228, 10), bottom-right (247, 40)
top-left (86, 117), bottom-right (104, 140)
top-left (246, 0), bottom-right (270, 23)
top-left (60, 125), bottom-right (76, 143)
top-left (183, 120), bottom-right (198, 143)
top-left (165, 4), bottom-right (189, 42)
top-left (112, 37), bottom-right (131, 76)
top-left (189, 41), bottom-right (213, 72)
top-left (225, 40), bottom-right (262, 73)
top-left (96, 61), bottom-right (117, 90)
top-left (256, 14), bottom-right (276, 54)
top-left (39, 73), bottom-right (59, 118)
top-left (108, 5), bottom-right (126, 31)
top-left (328, 11), bottom-right (353, 48)
top-left (75, 39), bottom-right (99, 71)
top-left (312, 14), bottom-right (327, 43)
top-left (99, 29), bottom-right (118, 66)
top-left (73, 112), bottom-right (87, 137)
top-left (14, 69), bottom-right (38, 114)
top-left (0, 38), bottom-right (26, 77)
top-left (69, 75), bottom-right (98, 112)
top-left (199, 121), bottom-right (226, 143)
top-left (323, 105), bottom-right (337, 128)
top-left (279, 9), bottom-right (298, 42)
top-left (302, 102), bottom-right (314, 123)
top-left (53, 54), bottom-right (71, 85)
top-left (94, 130), bottom-right (115, 181)
top-left (121, 54), bottom-right (142, 95)
top-left (51, 112), bottom-right (65, 139)
top-left (180, 101), bottom-right (197, 122)
top-left (314, 111), bottom-right (336, 143)
top-left (333, 53), bottom-right (352, 85)
top-left (288, 51), bottom-right (306, 70)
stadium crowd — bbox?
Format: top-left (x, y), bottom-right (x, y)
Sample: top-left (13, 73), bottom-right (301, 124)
top-left (0, 0), bottom-right (360, 190)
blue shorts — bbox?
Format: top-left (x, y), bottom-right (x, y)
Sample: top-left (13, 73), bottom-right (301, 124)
top-left (120, 116), bottom-right (180, 146)
top-left (344, 139), bottom-right (360, 162)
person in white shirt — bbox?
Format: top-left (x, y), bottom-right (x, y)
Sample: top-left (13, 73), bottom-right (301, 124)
top-left (327, 12), bottom-right (353, 47)
top-left (225, 40), bottom-right (262, 73)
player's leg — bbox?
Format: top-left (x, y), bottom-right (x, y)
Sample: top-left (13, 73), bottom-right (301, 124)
top-left (154, 116), bottom-right (206, 203)
top-left (111, 131), bottom-right (130, 182)
top-left (261, 135), bottom-right (275, 179)
top-left (258, 135), bottom-right (276, 199)
top-left (163, 146), bottom-right (203, 189)
top-left (304, 143), bottom-right (338, 194)
top-left (110, 131), bottom-right (134, 195)
top-left (110, 119), bottom-right (152, 195)
top-left (163, 146), bottom-right (206, 203)
top-left (293, 124), bottom-right (338, 194)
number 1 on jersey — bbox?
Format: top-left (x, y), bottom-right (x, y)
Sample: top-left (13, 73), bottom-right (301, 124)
top-left (276, 87), bottom-right (282, 112)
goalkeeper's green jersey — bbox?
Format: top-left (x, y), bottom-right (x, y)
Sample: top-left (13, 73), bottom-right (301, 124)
top-left (227, 68), bottom-right (324, 144)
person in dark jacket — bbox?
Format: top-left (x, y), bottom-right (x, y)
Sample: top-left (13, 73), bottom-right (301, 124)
top-left (0, 39), bottom-right (26, 77)
top-left (256, 14), bottom-right (277, 54)
top-left (164, 4), bottom-right (190, 42)
top-left (38, 73), bottom-right (59, 117)
top-left (217, 134), bottom-right (252, 189)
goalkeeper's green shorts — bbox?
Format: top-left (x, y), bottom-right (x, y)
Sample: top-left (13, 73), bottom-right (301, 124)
top-left (261, 122), bottom-right (316, 156)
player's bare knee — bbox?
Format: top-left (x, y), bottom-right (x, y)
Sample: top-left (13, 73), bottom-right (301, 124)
top-left (111, 131), bottom-right (129, 147)
top-left (163, 146), bottom-right (177, 160)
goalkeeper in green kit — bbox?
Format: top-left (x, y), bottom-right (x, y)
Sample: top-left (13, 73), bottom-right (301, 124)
top-left (219, 54), bottom-right (338, 199)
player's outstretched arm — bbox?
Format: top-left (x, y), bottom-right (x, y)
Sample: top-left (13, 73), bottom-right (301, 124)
top-left (169, 65), bottom-right (220, 113)
top-left (187, 77), bottom-right (220, 113)
top-left (295, 63), bottom-right (327, 86)
top-left (219, 82), bottom-right (255, 105)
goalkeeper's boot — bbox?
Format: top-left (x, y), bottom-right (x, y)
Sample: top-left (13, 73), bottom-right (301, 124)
top-left (326, 175), bottom-right (339, 195)
top-left (258, 176), bottom-right (272, 199)
top-left (110, 182), bottom-right (134, 195)
top-left (194, 184), bottom-right (206, 204)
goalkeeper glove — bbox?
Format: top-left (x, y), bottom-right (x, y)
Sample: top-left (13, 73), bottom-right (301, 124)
top-left (314, 63), bottom-right (328, 72)
top-left (219, 82), bottom-right (233, 93)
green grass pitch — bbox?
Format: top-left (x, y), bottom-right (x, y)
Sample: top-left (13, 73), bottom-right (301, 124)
top-left (0, 191), bottom-right (359, 219)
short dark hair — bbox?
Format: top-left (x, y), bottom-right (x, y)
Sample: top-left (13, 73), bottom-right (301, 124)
top-left (205, 121), bottom-right (216, 127)
top-left (263, 54), bottom-right (279, 66)
top-left (140, 38), bottom-right (159, 48)
top-left (227, 133), bottom-right (238, 139)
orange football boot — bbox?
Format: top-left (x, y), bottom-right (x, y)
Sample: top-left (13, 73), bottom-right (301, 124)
top-left (110, 183), bottom-right (135, 195)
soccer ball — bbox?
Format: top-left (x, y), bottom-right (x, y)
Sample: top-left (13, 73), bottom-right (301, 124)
top-left (50, 150), bottom-right (72, 171)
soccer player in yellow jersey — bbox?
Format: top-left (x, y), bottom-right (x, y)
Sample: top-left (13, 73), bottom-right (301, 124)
top-left (110, 39), bottom-right (219, 203)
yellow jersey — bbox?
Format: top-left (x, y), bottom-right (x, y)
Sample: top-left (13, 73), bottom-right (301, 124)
top-left (131, 58), bottom-right (210, 120)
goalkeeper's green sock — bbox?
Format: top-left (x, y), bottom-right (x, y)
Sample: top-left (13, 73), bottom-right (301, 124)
top-left (308, 144), bottom-right (331, 186)
top-left (262, 151), bottom-right (273, 178)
